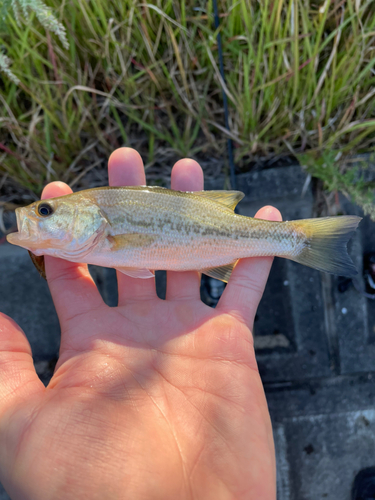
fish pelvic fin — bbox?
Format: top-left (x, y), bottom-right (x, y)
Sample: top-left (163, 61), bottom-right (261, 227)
top-left (289, 216), bottom-right (362, 277)
top-left (194, 190), bottom-right (244, 211)
top-left (115, 267), bottom-right (155, 279)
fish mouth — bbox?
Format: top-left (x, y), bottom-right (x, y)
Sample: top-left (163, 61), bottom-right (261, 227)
top-left (6, 231), bottom-right (22, 245)
top-left (6, 208), bottom-right (34, 248)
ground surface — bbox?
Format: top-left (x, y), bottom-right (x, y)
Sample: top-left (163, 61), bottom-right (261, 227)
top-left (0, 165), bottom-right (374, 499)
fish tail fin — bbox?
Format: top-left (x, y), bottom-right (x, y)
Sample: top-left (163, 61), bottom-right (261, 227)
top-left (289, 216), bottom-right (361, 277)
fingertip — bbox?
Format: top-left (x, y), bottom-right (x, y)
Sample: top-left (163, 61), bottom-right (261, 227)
top-left (171, 158), bottom-right (204, 191)
top-left (108, 147), bottom-right (143, 166)
top-left (41, 181), bottom-right (72, 200)
top-left (108, 147), bottom-right (146, 186)
top-left (255, 205), bottom-right (282, 222)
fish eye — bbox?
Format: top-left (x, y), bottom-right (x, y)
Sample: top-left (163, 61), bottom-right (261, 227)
top-left (37, 203), bottom-right (54, 217)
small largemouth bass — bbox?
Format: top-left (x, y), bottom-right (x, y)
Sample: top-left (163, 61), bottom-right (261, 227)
top-left (6, 186), bottom-right (361, 282)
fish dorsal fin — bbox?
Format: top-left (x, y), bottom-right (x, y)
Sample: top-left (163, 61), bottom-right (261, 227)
top-left (202, 260), bottom-right (239, 283)
top-left (28, 251), bottom-right (46, 280)
top-left (194, 191), bottom-right (245, 211)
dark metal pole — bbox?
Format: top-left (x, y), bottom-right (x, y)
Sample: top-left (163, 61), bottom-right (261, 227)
top-left (212, 0), bottom-right (237, 191)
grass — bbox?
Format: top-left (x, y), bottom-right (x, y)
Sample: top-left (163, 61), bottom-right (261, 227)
top-left (0, 0), bottom-right (375, 216)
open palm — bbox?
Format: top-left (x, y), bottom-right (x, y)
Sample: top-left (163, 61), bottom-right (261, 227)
top-left (0, 148), bottom-right (279, 500)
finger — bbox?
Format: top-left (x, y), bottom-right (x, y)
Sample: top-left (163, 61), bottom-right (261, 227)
top-left (108, 148), bottom-right (157, 304)
top-left (166, 159), bottom-right (204, 301)
top-left (41, 182), bottom-right (104, 328)
top-left (0, 313), bottom-right (44, 416)
top-left (217, 206), bottom-right (282, 328)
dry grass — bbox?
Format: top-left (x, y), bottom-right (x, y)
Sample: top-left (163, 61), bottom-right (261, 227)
top-left (0, 0), bottom-right (375, 213)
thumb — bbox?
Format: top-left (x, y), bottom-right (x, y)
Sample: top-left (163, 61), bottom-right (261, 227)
top-left (0, 313), bottom-right (44, 416)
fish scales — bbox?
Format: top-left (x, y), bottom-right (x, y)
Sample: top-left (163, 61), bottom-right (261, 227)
top-left (6, 186), bottom-right (362, 281)
top-left (86, 188), bottom-right (300, 270)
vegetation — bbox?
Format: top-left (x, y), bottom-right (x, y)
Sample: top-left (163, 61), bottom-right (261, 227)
top-left (0, 0), bottom-right (375, 215)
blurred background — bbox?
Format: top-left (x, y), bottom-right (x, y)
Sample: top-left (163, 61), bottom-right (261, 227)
top-left (1, 1), bottom-right (375, 499)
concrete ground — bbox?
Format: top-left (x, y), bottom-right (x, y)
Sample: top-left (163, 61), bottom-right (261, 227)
top-left (0, 165), bottom-right (374, 499)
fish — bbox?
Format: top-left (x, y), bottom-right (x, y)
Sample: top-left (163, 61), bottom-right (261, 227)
top-left (6, 186), bottom-right (361, 282)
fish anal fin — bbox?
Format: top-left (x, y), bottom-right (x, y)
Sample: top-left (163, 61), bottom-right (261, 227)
top-left (28, 251), bottom-right (46, 280)
top-left (115, 267), bottom-right (155, 279)
top-left (194, 191), bottom-right (244, 211)
top-left (108, 233), bottom-right (157, 250)
top-left (202, 261), bottom-right (238, 283)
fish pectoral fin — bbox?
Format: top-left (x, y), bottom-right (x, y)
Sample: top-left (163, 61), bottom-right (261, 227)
top-left (28, 251), bottom-right (46, 280)
top-left (194, 190), bottom-right (245, 211)
top-left (115, 267), bottom-right (155, 279)
top-left (202, 260), bottom-right (239, 283)
top-left (107, 233), bottom-right (158, 250)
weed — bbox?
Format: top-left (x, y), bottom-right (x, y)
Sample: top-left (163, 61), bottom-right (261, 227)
top-left (0, 0), bottom-right (374, 215)
top-left (299, 150), bottom-right (375, 219)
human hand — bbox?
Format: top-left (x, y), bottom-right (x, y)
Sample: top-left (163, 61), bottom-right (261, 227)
top-left (0, 148), bottom-right (280, 500)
